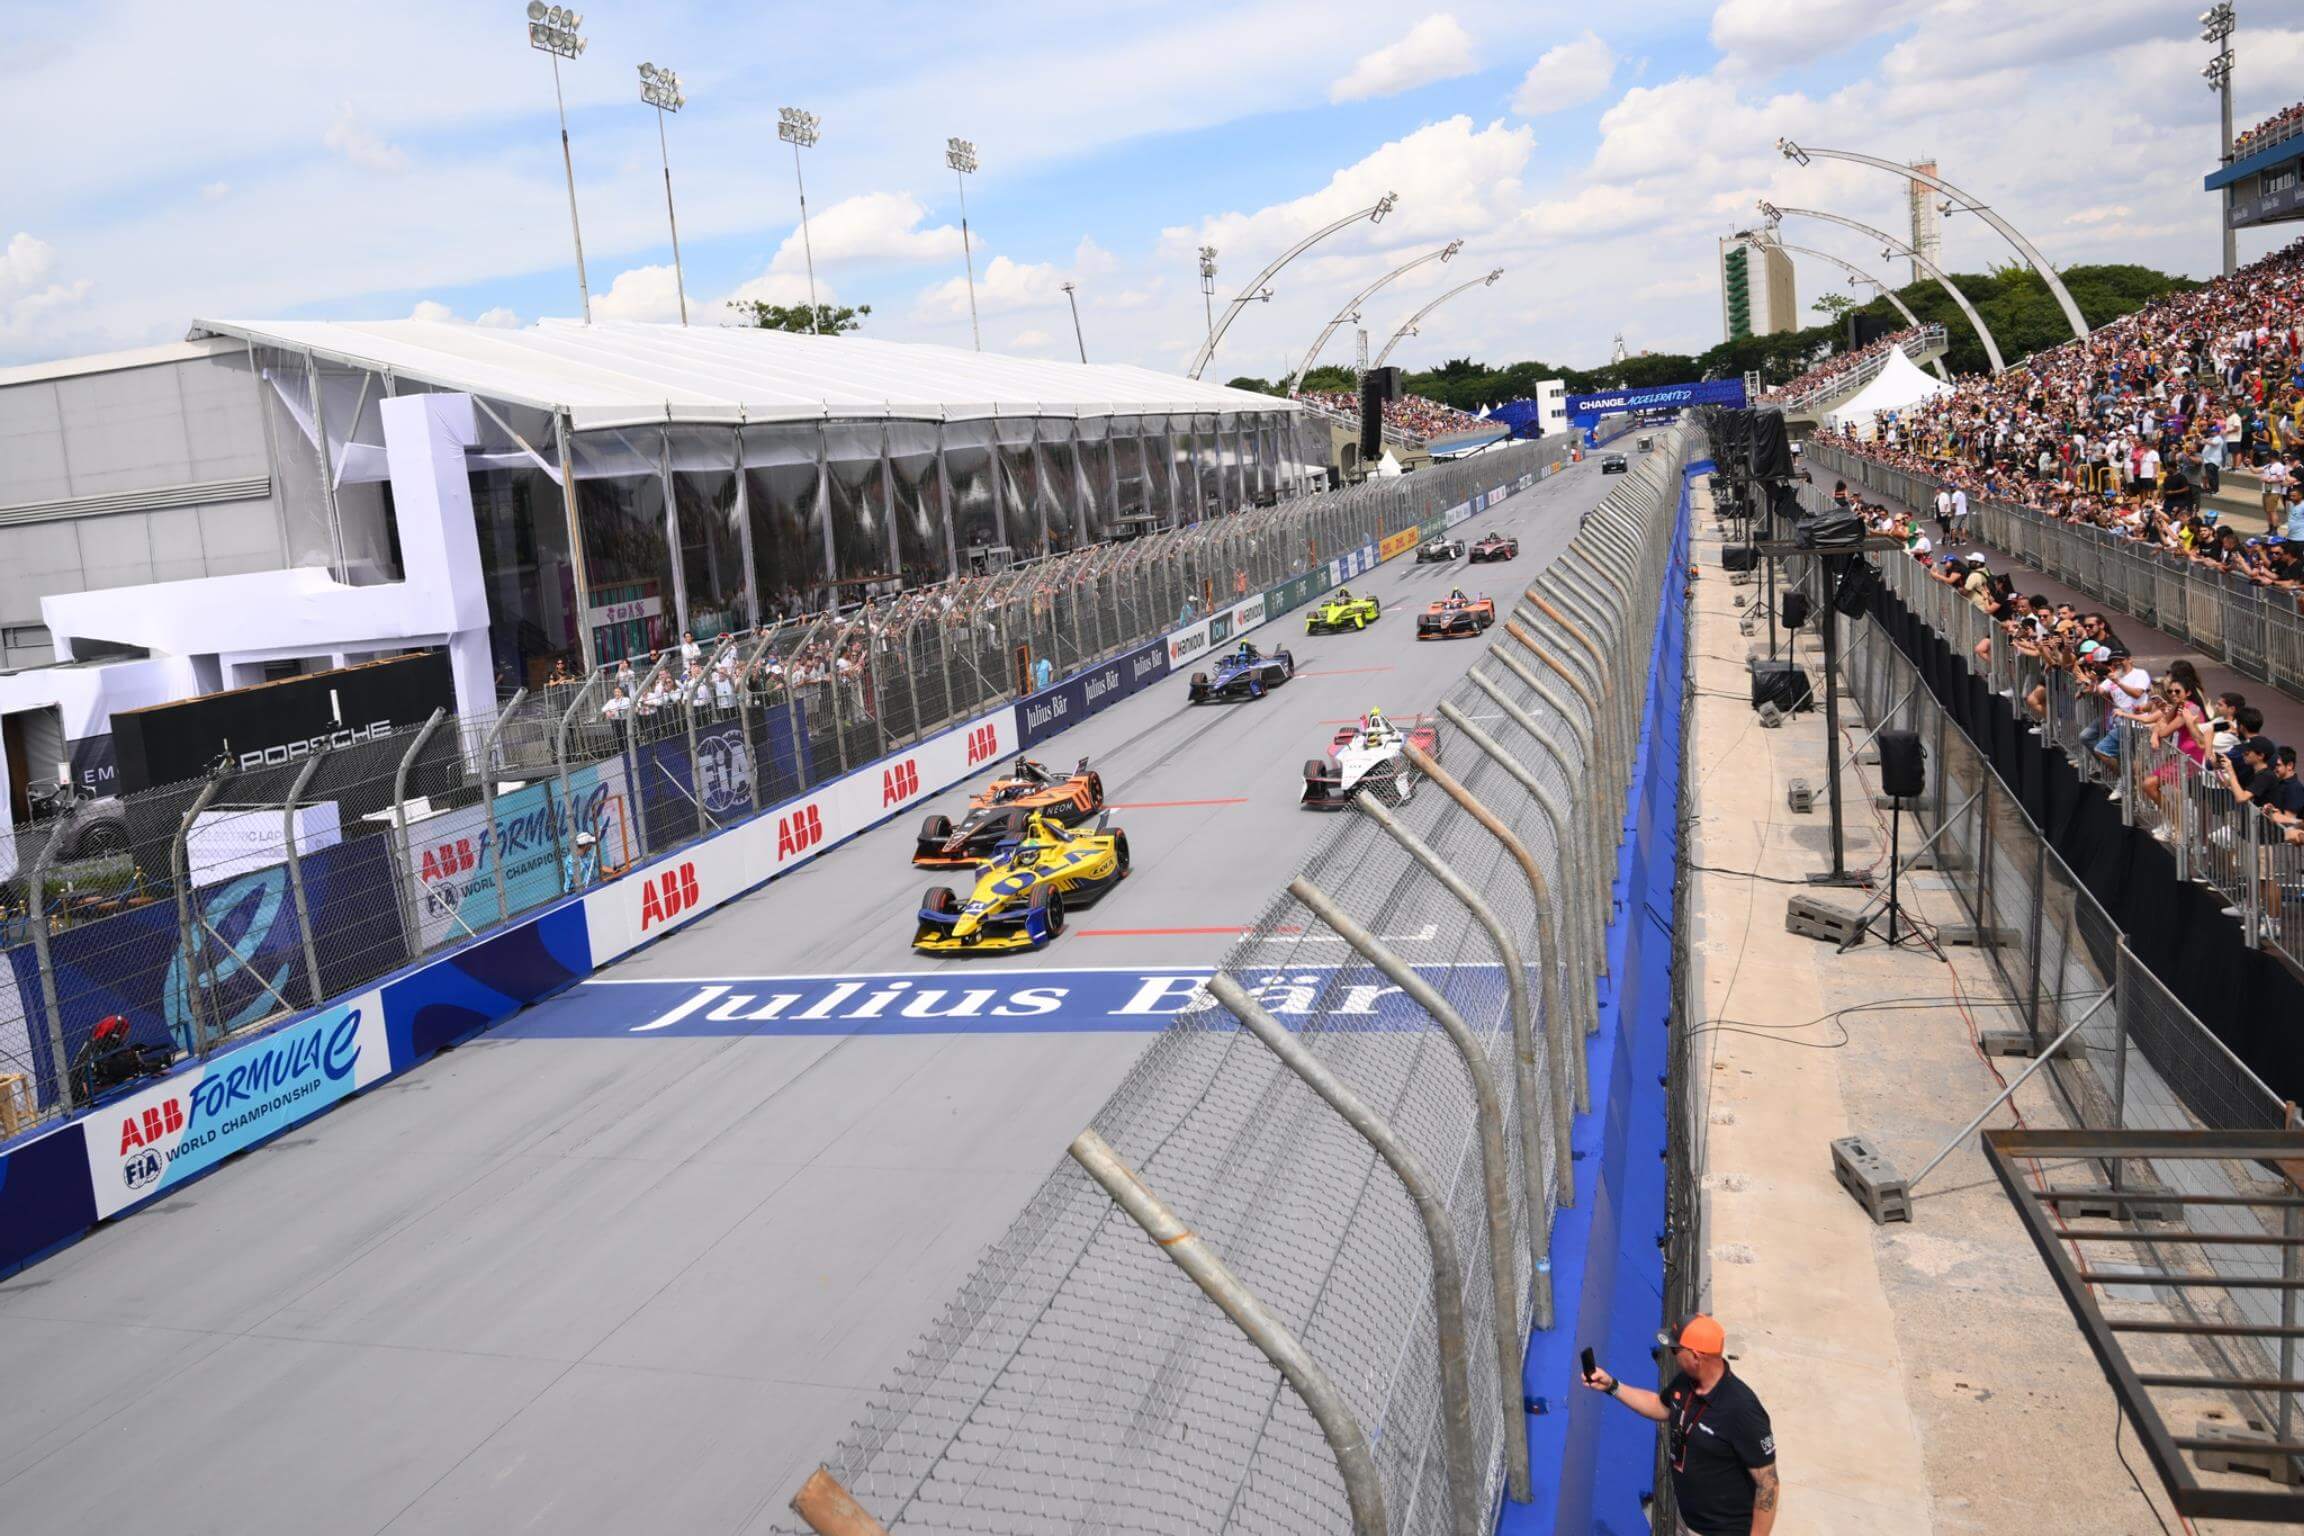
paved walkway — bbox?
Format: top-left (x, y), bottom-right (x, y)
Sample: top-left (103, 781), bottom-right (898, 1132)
top-left (1680, 481), bottom-right (2205, 1533)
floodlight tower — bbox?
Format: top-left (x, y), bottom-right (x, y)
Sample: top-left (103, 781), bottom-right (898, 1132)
top-left (1061, 281), bottom-right (1086, 363)
top-left (777, 107), bottom-right (823, 333)
top-left (638, 63), bottom-right (688, 325)
top-left (2203, 4), bottom-right (2238, 277)
top-left (525, 2), bottom-right (592, 323)
top-left (946, 137), bottom-right (982, 351)
top-left (1198, 246), bottom-right (1219, 343)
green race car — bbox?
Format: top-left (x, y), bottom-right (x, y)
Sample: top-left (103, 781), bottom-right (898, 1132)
top-left (1305, 588), bottom-right (1383, 635)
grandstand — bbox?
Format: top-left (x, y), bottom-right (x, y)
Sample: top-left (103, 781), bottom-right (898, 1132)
top-left (1293, 387), bottom-right (1509, 459)
top-left (2209, 98), bottom-right (2304, 233)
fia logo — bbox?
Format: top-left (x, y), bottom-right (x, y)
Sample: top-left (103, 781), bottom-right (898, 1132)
top-left (965, 724), bottom-right (999, 765)
top-left (639, 862), bottom-right (702, 930)
top-left (696, 732), bottom-right (754, 814)
top-left (777, 803), bottom-right (826, 861)
top-left (882, 759), bottom-right (921, 806)
top-left (123, 1147), bottom-right (164, 1192)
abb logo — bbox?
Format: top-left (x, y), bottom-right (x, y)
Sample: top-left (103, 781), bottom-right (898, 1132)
top-left (882, 759), bottom-right (921, 806)
top-left (777, 803), bottom-right (826, 861)
top-left (639, 862), bottom-right (701, 931)
top-left (118, 1097), bottom-right (186, 1155)
top-left (965, 724), bottom-right (1000, 765)
top-left (419, 838), bottom-right (481, 883)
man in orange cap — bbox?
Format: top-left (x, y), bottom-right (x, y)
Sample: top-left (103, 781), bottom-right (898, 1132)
top-left (1581, 1314), bottom-right (1779, 1534)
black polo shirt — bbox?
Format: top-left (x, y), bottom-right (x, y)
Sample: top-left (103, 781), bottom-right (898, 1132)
top-left (1662, 1367), bottom-right (1775, 1534)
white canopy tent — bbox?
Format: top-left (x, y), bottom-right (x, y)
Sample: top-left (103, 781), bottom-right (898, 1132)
top-left (1823, 346), bottom-right (1952, 439)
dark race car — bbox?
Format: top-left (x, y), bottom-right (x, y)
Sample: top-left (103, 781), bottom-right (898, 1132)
top-left (1415, 537), bottom-right (1465, 564)
top-left (1601, 453), bottom-right (1628, 474)
top-left (1416, 589), bottom-right (1496, 640)
top-left (914, 755), bottom-right (1105, 867)
top-left (1187, 641), bottom-right (1295, 703)
top-left (1468, 532), bottom-right (1518, 564)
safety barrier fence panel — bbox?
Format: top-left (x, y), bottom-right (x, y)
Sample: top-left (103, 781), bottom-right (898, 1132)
top-left (0, 434), bottom-right (1589, 1140)
top-left (1851, 547), bottom-right (2295, 1426)
top-left (770, 431), bottom-right (1694, 1535)
top-left (1804, 439), bottom-right (2304, 700)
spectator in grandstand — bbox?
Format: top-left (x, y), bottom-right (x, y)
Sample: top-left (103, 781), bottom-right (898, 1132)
top-left (601, 685), bottom-right (633, 723)
top-left (2235, 102), bottom-right (2304, 159)
top-left (1583, 1314), bottom-right (1780, 1536)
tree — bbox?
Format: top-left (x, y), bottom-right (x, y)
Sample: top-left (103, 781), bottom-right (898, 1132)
top-left (725, 300), bottom-right (872, 334)
top-left (1811, 292), bottom-right (1856, 322)
top-left (1225, 376), bottom-right (1283, 396)
top-left (1297, 365), bottom-right (1359, 394)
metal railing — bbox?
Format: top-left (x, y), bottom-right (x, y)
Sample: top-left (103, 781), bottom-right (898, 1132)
top-left (0, 436), bottom-right (1590, 1137)
top-left (1805, 439), bottom-right (2304, 699)
top-left (774, 431), bottom-right (1696, 1535)
top-left (1847, 546), bottom-right (2298, 1430)
top-left (1775, 325), bottom-right (1950, 411)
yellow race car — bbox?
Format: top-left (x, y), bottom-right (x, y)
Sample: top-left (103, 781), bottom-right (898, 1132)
top-left (913, 810), bottom-right (1131, 954)
top-left (1305, 588), bottom-right (1383, 634)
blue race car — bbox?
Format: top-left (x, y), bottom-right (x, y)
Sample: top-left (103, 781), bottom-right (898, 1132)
top-left (1186, 641), bottom-right (1296, 703)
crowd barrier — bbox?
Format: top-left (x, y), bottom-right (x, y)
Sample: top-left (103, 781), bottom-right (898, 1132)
top-left (0, 434), bottom-right (1618, 1278)
top-left (770, 431), bottom-right (1695, 1536)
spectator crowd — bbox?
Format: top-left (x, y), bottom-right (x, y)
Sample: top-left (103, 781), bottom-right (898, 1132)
top-left (1296, 389), bottom-right (1494, 443)
top-left (2233, 99), bottom-right (2304, 161)
top-left (1761, 328), bottom-right (1924, 407)
top-left (1824, 235), bottom-right (2304, 599)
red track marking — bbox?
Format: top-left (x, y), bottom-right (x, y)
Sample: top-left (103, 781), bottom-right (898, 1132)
top-left (1106, 797), bottom-right (1249, 808)
top-left (1296, 665), bottom-right (1396, 677)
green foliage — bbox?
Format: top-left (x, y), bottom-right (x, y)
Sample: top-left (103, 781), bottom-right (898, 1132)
top-left (1811, 292), bottom-right (1857, 320)
top-left (1297, 364), bottom-right (1360, 394)
top-left (1225, 376), bottom-right (1284, 396)
top-left (725, 300), bottom-right (872, 334)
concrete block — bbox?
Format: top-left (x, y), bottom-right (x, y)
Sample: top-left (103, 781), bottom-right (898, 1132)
top-left (1786, 894), bottom-right (1862, 944)
top-left (1831, 1135), bottom-right (1911, 1224)
top-left (1979, 1029), bottom-right (2081, 1059)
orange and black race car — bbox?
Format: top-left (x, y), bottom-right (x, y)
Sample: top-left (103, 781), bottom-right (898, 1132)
top-left (1416, 589), bottom-right (1496, 639)
top-left (914, 756), bottom-right (1106, 866)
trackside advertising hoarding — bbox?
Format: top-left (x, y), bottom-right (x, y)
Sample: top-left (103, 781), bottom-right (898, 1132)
top-left (402, 757), bottom-right (634, 949)
top-left (1163, 594), bottom-right (1269, 670)
top-left (1564, 379), bottom-right (1745, 426)
top-left (1017, 639), bottom-right (1170, 749)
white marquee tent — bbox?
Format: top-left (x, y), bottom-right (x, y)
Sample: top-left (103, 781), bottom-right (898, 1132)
top-left (1823, 346), bottom-right (1952, 439)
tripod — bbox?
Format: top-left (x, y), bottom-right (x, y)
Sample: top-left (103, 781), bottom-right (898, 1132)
top-left (1839, 792), bottom-right (1942, 956)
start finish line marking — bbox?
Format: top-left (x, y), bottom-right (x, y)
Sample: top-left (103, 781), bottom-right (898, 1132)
top-left (511, 964), bottom-right (1505, 1039)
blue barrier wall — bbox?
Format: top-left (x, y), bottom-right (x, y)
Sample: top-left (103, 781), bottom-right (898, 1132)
top-left (1504, 459), bottom-right (1696, 1534)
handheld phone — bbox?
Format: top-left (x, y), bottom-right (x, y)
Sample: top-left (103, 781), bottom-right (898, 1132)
top-left (1580, 1346), bottom-right (1598, 1383)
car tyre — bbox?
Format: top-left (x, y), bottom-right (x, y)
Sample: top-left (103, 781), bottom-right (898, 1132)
top-left (924, 885), bottom-right (959, 915)
top-left (919, 812), bottom-right (953, 842)
top-left (1029, 882), bottom-right (1064, 941)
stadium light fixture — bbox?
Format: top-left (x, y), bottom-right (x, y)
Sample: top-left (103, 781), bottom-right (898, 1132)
top-left (1187, 192), bottom-right (1399, 380)
top-left (946, 136), bottom-right (982, 351)
top-left (1061, 281), bottom-right (1086, 363)
top-left (2201, 3), bottom-right (2237, 274)
top-left (1774, 143), bottom-right (2088, 340)
top-left (526, 2), bottom-right (592, 323)
top-left (638, 63), bottom-right (689, 325)
top-left (778, 107), bottom-right (824, 334)
top-left (1198, 245), bottom-right (1219, 343)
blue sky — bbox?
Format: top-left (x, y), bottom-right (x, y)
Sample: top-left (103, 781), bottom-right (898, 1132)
top-left (3, 1), bottom-right (2301, 380)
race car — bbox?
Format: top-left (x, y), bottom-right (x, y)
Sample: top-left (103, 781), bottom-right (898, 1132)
top-left (1302, 710), bottom-right (1441, 809)
top-left (1468, 532), bottom-right (1518, 564)
top-left (1187, 641), bottom-right (1296, 702)
top-left (1417, 589), bottom-right (1496, 640)
top-left (1305, 588), bottom-right (1382, 634)
top-left (913, 755), bottom-right (1105, 867)
top-left (913, 810), bottom-right (1130, 954)
top-left (1416, 537), bottom-right (1466, 564)
top-left (1601, 453), bottom-right (1628, 474)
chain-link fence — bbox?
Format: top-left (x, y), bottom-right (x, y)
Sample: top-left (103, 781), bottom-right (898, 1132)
top-left (0, 432), bottom-right (1598, 1135)
top-left (774, 431), bottom-right (1693, 1536)
top-left (1805, 439), bottom-right (2304, 698)
top-left (1846, 546), bottom-right (2297, 1430)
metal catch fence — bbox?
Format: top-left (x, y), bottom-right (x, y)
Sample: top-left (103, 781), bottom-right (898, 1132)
top-left (1849, 545), bottom-right (2299, 1431)
top-left (774, 432), bottom-right (1693, 1535)
top-left (0, 433), bottom-right (1589, 1136)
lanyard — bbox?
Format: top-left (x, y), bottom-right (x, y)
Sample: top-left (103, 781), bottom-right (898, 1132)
top-left (1670, 1388), bottom-right (1715, 1473)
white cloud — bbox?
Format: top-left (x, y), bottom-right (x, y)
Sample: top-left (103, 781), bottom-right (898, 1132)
top-left (771, 191), bottom-right (962, 273)
top-left (722, 269), bottom-right (825, 311)
top-left (1073, 236), bottom-right (1120, 277)
top-left (920, 254), bottom-right (1069, 319)
top-left (407, 299), bottom-right (525, 328)
top-left (2065, 204), bottom-right (2134, 226)
top-left (1329, 14), bottom-right (1476, 103)
top-left (592, 264), bottom-right (688, 323)
top-left (199, 181), bottom-right (232, 202)
top-left (407, 299), bottom-right (456, 323)
top-left (322, 103), bottom-right (408, 173)
top-left (1711, 0), bottom-right (1912, 70)
top-left (1512, 31), bottom-right (1615, 116)
top-left (0, 233), bottom-right (92, 341)
top-left (1009, 328), bottom-right (1052, 350)
top-left (475, 306), bottom-right (521, 329)
top-left (0, 233), bottom-right (61, 292)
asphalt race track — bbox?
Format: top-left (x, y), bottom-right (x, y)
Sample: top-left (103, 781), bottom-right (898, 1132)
top-left (0, 451), bottom-right (1623, 1536)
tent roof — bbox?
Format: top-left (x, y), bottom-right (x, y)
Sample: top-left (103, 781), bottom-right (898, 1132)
top-left (186, 317), bottom-right (1294, 432)
top-left (1824, 345), bottom-right (1949, 429)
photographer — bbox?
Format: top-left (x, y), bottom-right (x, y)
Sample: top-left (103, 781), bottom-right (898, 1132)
top-left (1583, 1316), bottom-right (1779, 1535)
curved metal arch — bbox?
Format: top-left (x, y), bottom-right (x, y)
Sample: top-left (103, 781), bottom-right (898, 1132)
top-left (1776, 141), bottom-right (2087, 341)
top-left (1186, 193), bottom-right (1398, 380)
top-left (1372, 267), bottom-right (1503, 369)
top-left (1758, 239), bottom-right (1947, 379)
top-left (1763, 201), bottom-right (2006, 374)
top-left (1286, 240), bottom-right (1462, 396)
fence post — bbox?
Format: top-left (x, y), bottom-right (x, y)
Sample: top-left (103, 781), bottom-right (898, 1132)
top-left (624, 651), bottom-right (675, 856)
top-left (480, 688), bottom-right (529, 928)
top-left (789, 1468), bottom-right (889, 1536)
top-left (389, 709), bottom-right (446, 962)
top-left (1485, 640), bottom-right (1610, 981)
top-left (738, 631), bottom-right (775, 812)
top-left (1212, 970), bottom-right (1498, 1530)
top-left (281, 753), bottom-right (327, 1008)
top-left (25, 831), bottom-right (75, 1110)
top-left (171, 773), bottom-right (231, 1053)
top-left (2245, 807), bottom-right (2263, 950)
top-left (1472, 656), bottom-right (1608, 989)
top-left (1068, 1126), bottom-right (1390, 1536)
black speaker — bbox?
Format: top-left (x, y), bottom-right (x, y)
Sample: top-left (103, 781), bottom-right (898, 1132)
top-left (1720, 544), bottom-right (1759, 572)
top-left (1749, 412), bottom-right (1794, 481)
top-left (1879, 730), bottom-right (1926, 798)
top-left (1360, 379), bottom-right (1386, 459)
top-left (1832, 560), bottom-right (1877, 617)
top-left (1780, 590), bottom-right (1810, 629)
top-left (1750, 659), bottom-right (1813, 712)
